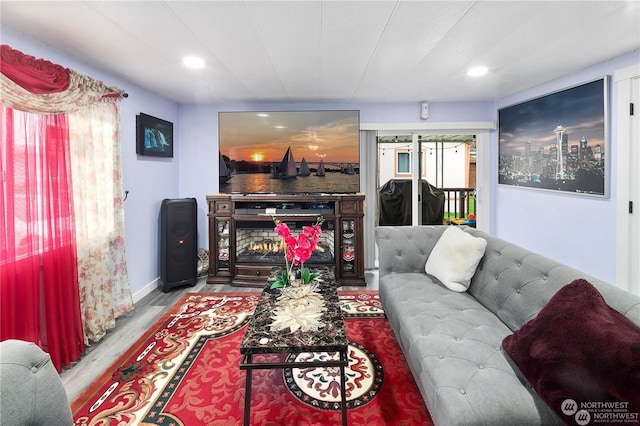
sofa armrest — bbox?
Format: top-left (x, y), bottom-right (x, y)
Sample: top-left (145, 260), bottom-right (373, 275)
top-left (0, 339), bottom-right (73, 425)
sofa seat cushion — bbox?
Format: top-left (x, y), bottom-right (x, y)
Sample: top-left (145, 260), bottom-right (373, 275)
top-left (380, 273), bottom-right (560, 426)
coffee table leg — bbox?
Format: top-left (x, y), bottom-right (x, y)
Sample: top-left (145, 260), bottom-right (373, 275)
top-left (340, 349), bottom-right (348, 426)
top-left (243, 355), bottom-right (252, 426)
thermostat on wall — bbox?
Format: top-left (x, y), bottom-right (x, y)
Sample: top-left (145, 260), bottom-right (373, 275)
top-left (421, 102), bottom-right (429, 120)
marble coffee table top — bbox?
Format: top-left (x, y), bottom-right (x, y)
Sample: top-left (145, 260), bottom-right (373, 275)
top-left (240, 277), bottom-right (347, 355)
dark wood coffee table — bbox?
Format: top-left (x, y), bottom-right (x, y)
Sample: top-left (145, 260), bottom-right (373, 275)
top-left (239, 277), bottom-right (349, 425)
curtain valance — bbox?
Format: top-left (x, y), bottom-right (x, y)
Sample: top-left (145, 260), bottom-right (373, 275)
top-left (1, 44), bottom-right (70, 93)
top-left (0, 44), bottom-right (125, 114)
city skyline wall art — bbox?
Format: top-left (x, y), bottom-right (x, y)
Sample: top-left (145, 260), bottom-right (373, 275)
top-left (498, 77), bottom-right (609, 197)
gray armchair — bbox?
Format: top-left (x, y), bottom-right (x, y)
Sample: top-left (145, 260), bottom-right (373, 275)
top-left (0, 339), bottom-right (73, 425)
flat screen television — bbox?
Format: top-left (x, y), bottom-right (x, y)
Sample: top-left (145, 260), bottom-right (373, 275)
top-left (218, 110), bottom-right (360, 194)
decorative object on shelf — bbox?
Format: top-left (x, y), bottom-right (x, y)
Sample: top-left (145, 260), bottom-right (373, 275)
top-left (270, 216), bottom-right (324, 289)
top-left (196, 248), bottom-right (209, 277)
top-left (342, 219), bottom-right (356, 269)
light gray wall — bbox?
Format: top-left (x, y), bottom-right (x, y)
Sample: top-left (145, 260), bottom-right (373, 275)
top-left (491, 50), bottom-right (640, 284)
top-left (177, 101), bottom-right (494, 257)
top-left (2, 27), bottom-right (180, 299)
top-left (4, 25), bottom-right (637, 297)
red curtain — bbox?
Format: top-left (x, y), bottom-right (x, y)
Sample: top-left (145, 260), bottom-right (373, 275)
top-left (0, 44), bottom-right (70, 93)
top-left (0, 105), bottom-right (84, 371)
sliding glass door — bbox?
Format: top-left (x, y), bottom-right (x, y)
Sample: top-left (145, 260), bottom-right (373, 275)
top-left (376, 132), bottom-right (476, 226)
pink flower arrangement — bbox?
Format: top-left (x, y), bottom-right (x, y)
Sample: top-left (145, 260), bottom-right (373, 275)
top-left (271, 216), bottom-right (324, 289)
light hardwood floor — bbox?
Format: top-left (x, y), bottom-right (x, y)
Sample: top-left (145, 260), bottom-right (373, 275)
top-left (61, 271), bottom-right (379, 402)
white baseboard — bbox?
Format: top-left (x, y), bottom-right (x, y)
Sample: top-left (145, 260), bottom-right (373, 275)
top-left (132, 278), bottom-right (160, 304)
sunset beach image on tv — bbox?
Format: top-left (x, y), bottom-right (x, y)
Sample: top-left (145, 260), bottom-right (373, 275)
top-left (218, 110), bottom-right (360, 194)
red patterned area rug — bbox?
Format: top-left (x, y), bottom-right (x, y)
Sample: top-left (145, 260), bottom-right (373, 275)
top-left (72, 291), bottom-right (432, 425)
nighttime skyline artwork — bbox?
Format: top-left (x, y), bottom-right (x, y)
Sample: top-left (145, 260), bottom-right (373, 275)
top-left (498, 78), bottom-right (607, 196)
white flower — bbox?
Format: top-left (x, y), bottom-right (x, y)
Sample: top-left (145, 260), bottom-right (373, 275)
top-left (270, 304), bottom-right (325, 333)
top-left (278, 283), bottom-right (323, 303)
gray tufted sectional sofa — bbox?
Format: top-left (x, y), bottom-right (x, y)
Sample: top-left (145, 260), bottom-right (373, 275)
top-left (375, 225), bottom-right (640, 426)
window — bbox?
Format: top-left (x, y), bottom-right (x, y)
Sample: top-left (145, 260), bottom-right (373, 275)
top-left (395, 150), bottom-right (424, 175)
top-left (397, 152), bottom-right (411, 173)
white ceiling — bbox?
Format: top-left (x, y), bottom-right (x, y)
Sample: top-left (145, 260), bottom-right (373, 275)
top-left (1, 1), bottom-right (639, 105)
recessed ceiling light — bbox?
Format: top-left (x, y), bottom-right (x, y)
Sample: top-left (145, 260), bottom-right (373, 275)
top-left (182, 56), bottom-right (205, 69)
top-left (467, 66), bottom-right (488, 77)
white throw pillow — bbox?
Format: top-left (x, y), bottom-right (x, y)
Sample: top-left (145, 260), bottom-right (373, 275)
top-left (425, 227), bottom-right (487, 292)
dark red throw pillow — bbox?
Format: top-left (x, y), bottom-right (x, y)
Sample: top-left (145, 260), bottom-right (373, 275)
top-left (502, 279), bottom-right (640, 424)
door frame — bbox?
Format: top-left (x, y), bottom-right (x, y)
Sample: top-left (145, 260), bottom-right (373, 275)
top-left (361, 121), bottom-right (494, 269)
top-left (615, 63), bottom-right (640, 294)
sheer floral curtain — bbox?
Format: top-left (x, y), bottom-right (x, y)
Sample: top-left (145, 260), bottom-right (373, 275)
top-left (0, 44), bottom-right (133, 368)
top-left (69, 101), bottom-right (133, 342)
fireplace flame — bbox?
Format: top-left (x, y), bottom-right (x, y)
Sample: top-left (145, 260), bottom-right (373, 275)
top-left (247, 239), bottom-right (325, 253)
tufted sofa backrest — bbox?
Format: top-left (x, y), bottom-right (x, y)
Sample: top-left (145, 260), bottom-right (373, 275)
top-left (464, 227), bottom-right (640, 331)
top-left (376, 226), bottom-right (446, 278)
top-left (375, 225), bottom-right (640, 331)
top-left (463, 227), bottom-right (600, 330)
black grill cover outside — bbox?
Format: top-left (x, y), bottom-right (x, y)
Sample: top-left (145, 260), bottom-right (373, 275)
top-left (378, 179), bottom-right (444, 225)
